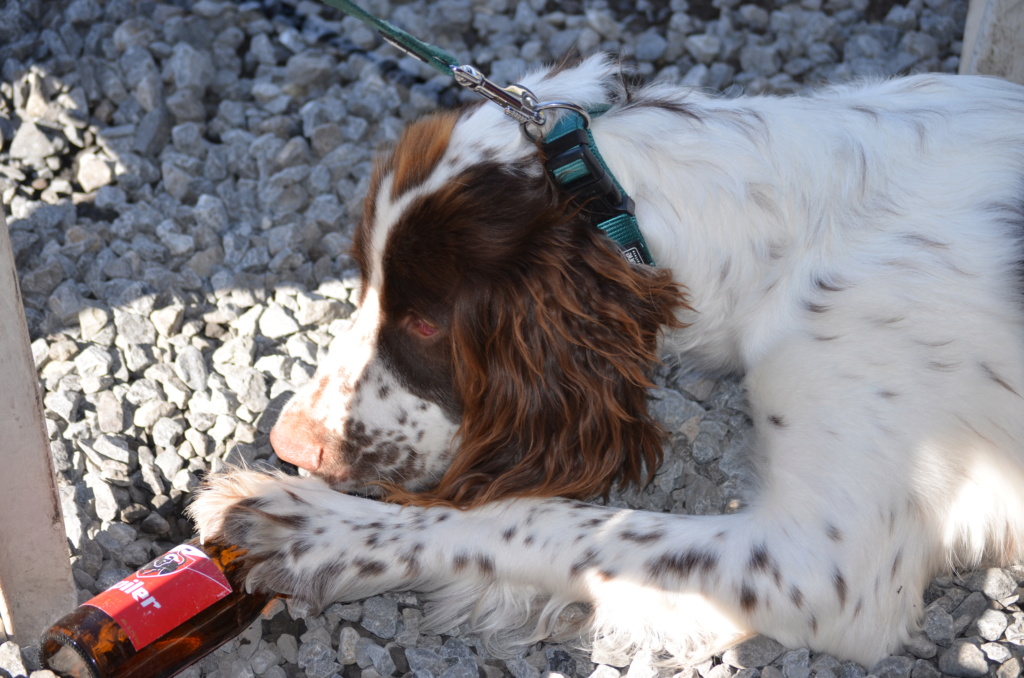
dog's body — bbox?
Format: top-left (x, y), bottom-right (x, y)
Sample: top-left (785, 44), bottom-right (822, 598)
top-left (191, 58), bottom-right (1024, 666)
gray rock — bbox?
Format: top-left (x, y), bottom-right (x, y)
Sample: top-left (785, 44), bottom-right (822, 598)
top-left (223, 367), bottom-right (269, 413)
top-left (152, 416), bottom-right (186, 448)
top-left (919, 12), bottom-right (960, 46)
top-left (0, 641), bottom-right (28, 676)
top-left (77, 151), bottom-right (114, 192)
top-left (971, 608), bottom-right (1009, 641)
top-left (65, 0), bottom-right (102, 24)
top-left (361, 595), bottom-right (399, 639)
top-left (134, 106), bottom-right (173, 158)
top-left (286, 52), bottom-right (336, 90)
top-left (297, 638), bottom-right (339, 678)
top-left (904, 631), bottom-right (937, 659)
top-left (507, 657), bottom-right (542, 678)
top-left (166, 89), bottom-right (206, 123)
top-left (238, 242), bottom-right (272, 271)
top-left (910, 658), bottom-right (941, 678)
top-left (9, 121), bottom-right (64, 162)
top-left (294, 297), bottom-right (345, 328)
top-left (166, 42), bottom-right (214, 93)
top-left (722, 636), bottom-right (786, 668)
top-left (171, 468), bottom-right (199, 492)
top-left (781, 649), bottom-right (810, 678)
top-left (154, 446), bottom-right (186, 479)
top-left (85, 473), bottom-right (126, 522)
top-left (91, 434), bottom-right (133, 465)
top-left (740, 44), bottom-right (782, 76)
top-left (133, 399), bottom-right (176, 429)
top-left (444, 659), bottom-right (482, 678)
top-left (406, 647), bottom-right (449, 675)
top-left (175, 345), bottom-right (209, 391)
top-left (439, 637), bottom-right (476, 665)
top-left (997, 658), bottom-right (1022, 678)
top-left (79, 306), bottom-right (113, 343)
top-left (884, 5), bottom-right (919, 30)
top-left (49, 279), bottom-right (86, 323)
top-left (938, 641), bottom-right (990, 678)
top-left (810, 656), bottom-right (841, 678)
top-left (980, 642), bottom-right (1013, 664)
top-left (45, 389), bottom-right (82, 423)
top-left (686, 34), bottom-right (723, 63)
top-left (193, 193), bottom-right (230, 231)
top-left (952, 591), bottom-right (989, 633)
top-left (923, 604), bottom-right (955, 645)
top-left (140, 511), bottom-right (170, 535)
top-left (1005, 614), bottom-right (1024, 644)
top-left (20, 260), bottom-right (66, 296)
top-left (114, 311), bottom-right (158, 345)
top-left (355, 637), bottom-right (397, 675)
top-left (898, 31), bottom-right (939, 61)
top-left (962, 568), bottom-right (1018, 601)
top-left (634, 30), bottom-right (669, 62)
top-left (870, 656), bottom-right (914, 678)
top-left (259, 303), bottom-right (300, 339)
top-left (844, 33), bottom-right (886, 60)
top-left (75, 345), bottom-right (115, 380)
top-left (838, 661), bottom-right (867, 678)
top-left (647, 388), bottom-right (705, 434)
top-left (738, 5), bottom-right (771, 29)
top-left (121, 539), bottom-right (152, 567)
top-left (337, 625), bottom-right (360, 665)
top-left (151, 304), bottom-right (185, 337)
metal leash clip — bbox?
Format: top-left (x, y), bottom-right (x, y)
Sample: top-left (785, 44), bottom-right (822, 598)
top-left (450, 65), bottom-right (545, 127)
top-left (378, 24), bottom-right (593, 143)
top-left (377, 26), bottom-right (588, 140)
top-left (452, 65), bottom-right (594, 142)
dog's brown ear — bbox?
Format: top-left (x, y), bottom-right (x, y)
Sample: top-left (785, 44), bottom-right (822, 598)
top-left (409, 226), bottom-right (689, 508)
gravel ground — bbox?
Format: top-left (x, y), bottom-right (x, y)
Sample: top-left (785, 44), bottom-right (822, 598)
top-left (2, 0), bottom-right (1023, 677)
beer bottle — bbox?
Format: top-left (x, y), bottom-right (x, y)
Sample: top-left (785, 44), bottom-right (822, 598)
top-left (39, 539), bottom-right (277, 678)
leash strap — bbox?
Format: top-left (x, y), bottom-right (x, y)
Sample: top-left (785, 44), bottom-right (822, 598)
top-left (543, 110), bottom-right (655, 266)
top-left (319, 0), bottom-right (459, 76)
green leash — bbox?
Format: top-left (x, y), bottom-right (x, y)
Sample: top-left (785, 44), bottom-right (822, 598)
top-left (320, 0), bottom-right (459, 76)
top-left (320, 0), bottom-right (656, 266)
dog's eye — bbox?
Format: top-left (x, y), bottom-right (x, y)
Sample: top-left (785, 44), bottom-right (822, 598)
top-left (409, 315), bottom-right (439, 338)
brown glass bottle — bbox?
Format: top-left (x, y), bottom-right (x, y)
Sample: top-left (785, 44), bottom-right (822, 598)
top-left (39, 539), bottom-right (277, 678)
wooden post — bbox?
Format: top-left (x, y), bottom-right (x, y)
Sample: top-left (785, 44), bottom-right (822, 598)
top-left (960, 0), bottom-right (1024, 85)
top-left (0, 206), bottom-right (77, 644)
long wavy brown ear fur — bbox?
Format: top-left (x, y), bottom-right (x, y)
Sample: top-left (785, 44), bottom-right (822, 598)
top-left (408, 222), bottom-right (688, 508)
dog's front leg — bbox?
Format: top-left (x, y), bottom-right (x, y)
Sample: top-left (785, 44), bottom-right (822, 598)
top-left (188, 471), bottom-right (756, 658)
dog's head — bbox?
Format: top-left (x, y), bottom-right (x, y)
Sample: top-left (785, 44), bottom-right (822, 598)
top-left (269, 56), bottom-right (688, 506)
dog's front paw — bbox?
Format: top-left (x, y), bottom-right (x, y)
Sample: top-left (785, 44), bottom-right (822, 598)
top-left (189, 470), bottom-right (289, 544)
top-left (188, 470), bottom-right (336, 601)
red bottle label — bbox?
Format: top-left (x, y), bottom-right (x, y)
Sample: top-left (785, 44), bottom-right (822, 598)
top-left (84, 544), bottom-right (233, 650)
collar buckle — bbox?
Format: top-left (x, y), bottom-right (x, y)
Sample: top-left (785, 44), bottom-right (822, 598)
top-left (544, 128), bottom-right (634, 217)
top-left (542, 117), bottom-right (655, 266)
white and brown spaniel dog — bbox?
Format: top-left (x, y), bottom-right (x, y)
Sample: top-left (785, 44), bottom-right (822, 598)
top-left (191, 56), bottom-right (1024, 666)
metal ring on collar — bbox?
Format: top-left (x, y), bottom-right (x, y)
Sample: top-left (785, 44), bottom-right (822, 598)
top-left (522, 101), bottom-right (592, 141)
